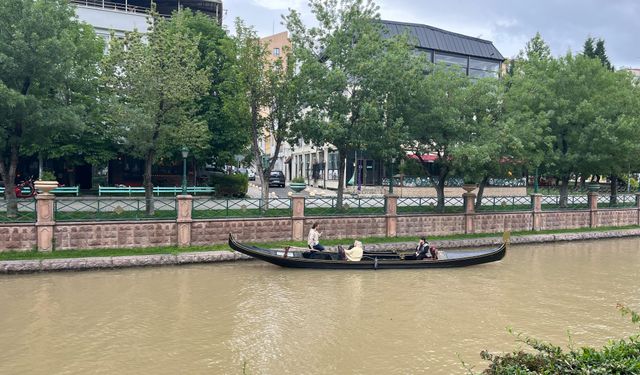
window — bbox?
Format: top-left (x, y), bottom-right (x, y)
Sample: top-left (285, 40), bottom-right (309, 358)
top-left (327, 152), bottom-right (339, 180)
top-left (434, 52), bottom-right (467, 70)
top-left (469, 57), bottom-right (500, 78)
top-left (273, 47), bottom-right (280, 56)
top-left (412, 48), bottom-right (433, 63)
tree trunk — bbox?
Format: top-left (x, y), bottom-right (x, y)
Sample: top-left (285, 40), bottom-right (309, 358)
top-left (609, 175), bottom-right (617, 206)
top-left (143, 152), bottom-right (155, 215)
top-left (336, 149), bottom-right (346, 209)
top-left (1, 144), bottom-right (20, 218)
top-left (475, 175), bottom-right (489, 210)
top-left (435, 176), bottom-right (446, 212)
top-left (559, 174), bottom-right (570, 208)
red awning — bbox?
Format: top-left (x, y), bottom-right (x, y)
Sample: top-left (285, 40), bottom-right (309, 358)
top-left (407, 153), bottom-right (437, 163)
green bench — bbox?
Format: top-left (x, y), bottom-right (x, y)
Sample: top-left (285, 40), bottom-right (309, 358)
top-left (98, 185), bottom-right (214, 196)
top-left (0, 186), bottom-right (79, 195)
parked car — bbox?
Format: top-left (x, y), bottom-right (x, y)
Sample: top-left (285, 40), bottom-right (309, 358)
top-left (268, 171), bottom-right (285, 187)
top-left (247, 169), bottom-right (256, 181)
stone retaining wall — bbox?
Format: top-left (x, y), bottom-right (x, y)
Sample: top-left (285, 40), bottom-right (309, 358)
top-left (1, 192), bottom-right (640, 252)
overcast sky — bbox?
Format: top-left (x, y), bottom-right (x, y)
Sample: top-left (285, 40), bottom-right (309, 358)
top-left (222, 0), bottom-right (639, 68)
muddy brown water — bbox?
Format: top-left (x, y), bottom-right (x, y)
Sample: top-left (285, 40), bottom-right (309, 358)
top-left (1, 238), bottom-right (639, 374)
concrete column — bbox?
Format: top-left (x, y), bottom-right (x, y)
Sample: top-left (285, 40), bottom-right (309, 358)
top-left (531, 193), bottom-right (542, 231)
top-left (36, 194), bottom-right (55, 252)
top-left (291, 194), bottom-right (305, 241)
top-left (176, 195), bottom-right (193, 247)
top-left (463, 192), bottom-right (476, 234)
top-left (588, 192), bottom-right (598, 228)
top-left (635, 193), bottom-right (640, 225)
top-left (385, 194), bottom-right (398, 237)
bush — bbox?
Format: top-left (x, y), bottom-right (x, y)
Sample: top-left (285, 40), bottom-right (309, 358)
top-left (480, 304), bottom-right (640, 374)
top-left (291, 176), bottom-right (305, 184)
top-left (39, 170), bottom-right (56, 181)
top-left (211, 174), bottom-right (248, 197)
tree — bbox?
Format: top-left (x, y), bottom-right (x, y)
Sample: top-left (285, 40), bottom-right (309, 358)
top-left (583, 37), bottom-right (613, 71)
top-left (179, 10), bottom-right (250, 166)
top-left (102, 9), bottom-right (210, 214)
top-left (0, 0), bottom-right (103, 215)
top-left (284, 0), bottom-right (414, 207)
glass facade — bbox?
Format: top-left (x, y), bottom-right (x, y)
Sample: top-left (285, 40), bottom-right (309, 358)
top-left (469, 57), bottom-right (500, 78)
top-left (434, 52), bottom-right (467, 70)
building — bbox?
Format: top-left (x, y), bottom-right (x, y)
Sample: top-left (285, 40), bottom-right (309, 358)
top-left (623, 68), bottom-right (640, 81)
top-left (289, 20), bottom-right (505, 190)
top-left (73, 0), bottom-right (223, 48)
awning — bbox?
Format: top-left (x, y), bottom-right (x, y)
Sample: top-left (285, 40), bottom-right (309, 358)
top-left (407, 153), bottom-right (437, 163)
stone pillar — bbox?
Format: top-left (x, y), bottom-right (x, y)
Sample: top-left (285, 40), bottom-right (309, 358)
top-left (635, 193), bottom-right (640, 225)
top-left (291, 194), bottom-right (305, 241)
top-left (588, 192), bottom-right (598, 228)
top-left (176, 195), bottom-right (193, 247)
top-left (385, 194), bottom-right (398, 237)
top-left (463, 192), bottom-right (476, 234)
top-left (36, 194), bottom-right (55, 252)
top-left (531, 193), bottom-right (542, 231)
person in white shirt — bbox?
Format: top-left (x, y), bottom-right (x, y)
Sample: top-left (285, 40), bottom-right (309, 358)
top-left (343, 240), bottom-right (363, 261)
top-left (307, 223), bottom-right (325, 251)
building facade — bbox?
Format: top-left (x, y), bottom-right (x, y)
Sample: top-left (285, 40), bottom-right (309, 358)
top-left (289, 20), bottom-right (505, 190)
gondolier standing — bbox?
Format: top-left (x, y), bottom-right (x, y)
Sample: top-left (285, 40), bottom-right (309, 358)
top-left (307, 223), bottom-right (325, 251)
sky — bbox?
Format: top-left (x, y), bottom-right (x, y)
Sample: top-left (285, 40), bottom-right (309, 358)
top-left (221, 0), bottom-right (640, 68)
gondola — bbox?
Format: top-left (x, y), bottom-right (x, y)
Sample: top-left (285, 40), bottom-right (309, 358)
top-left (228, 234), bottom-right (507, 269)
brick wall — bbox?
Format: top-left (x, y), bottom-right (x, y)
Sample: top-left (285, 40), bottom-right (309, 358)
top-left (303, 216), bottom-right (387, 240)
top-left (538, 211), bottom-right (590, 230)
top-left (396, 215), bottom-right (465, 237)
top-left (0, 225), bottom-right (37, 251)
top-left (55, 221), bottom-right (177, 250)
top-left (474, 212), bottom-right (533, 233)
top-left (191, 218), bottom-right (292, 245)
top-left (598, 209), bottom-right (638, 227)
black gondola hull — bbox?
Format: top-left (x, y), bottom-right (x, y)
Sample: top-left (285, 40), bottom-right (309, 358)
top-left (228, 234), bottom-right (506, 269)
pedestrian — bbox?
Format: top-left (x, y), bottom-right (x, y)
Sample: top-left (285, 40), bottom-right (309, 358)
top-left (307, 223), bottom-right (325, 251)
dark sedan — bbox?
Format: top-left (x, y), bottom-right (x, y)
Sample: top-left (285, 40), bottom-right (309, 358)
top-left (268, 171), bottom-right (286, 187)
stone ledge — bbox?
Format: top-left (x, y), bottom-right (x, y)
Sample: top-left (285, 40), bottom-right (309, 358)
top-left (2, 229), bottom-right (640, 274)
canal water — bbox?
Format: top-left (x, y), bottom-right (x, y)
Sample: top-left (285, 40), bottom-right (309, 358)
top-left (1, 238), bottom-right (639, 374)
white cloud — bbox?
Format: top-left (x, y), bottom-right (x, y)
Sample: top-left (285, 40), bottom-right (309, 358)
top-left (250, 0), bottom-right (306, 11)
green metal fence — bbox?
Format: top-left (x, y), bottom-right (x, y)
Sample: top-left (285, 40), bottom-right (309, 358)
top-left (192, 198), bottom-right (291, 218)
top-left (305, 197), bottom-right (386, 216)
top-left (598, 194), bottom-right (637, 209)
top-left (476, 196), bottom-right (533, 212)
top-left (55, 198), bottom-right (177, 221)
top-left (0, 199), bottom-right (36, 223)
top-left (397, 197), bottom-right (464, 214)
top-left (541, 195), bottom-right (589, 210)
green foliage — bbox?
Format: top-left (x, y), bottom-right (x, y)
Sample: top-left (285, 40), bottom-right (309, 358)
top-left (211, 174), bottom-right (248, 197)
top-left (0, 0), bottom-right (103, 202)
top-left (291, 176), bottom-right (306, 184)
top-left (39, 170), bottom-right (56, 181)
top-left (480, 305), bottom-right (640, 374)
top-left (399, 158), bottom-right (427, 177)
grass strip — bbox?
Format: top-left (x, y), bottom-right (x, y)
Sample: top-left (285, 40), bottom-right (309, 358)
top-left (1, 225), bottom-right (639, 261)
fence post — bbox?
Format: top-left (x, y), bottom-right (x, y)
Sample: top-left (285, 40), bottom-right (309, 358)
top-left (36, 193), bottom-right (55, 252)
top-left (291, 194), bottom-right (305, 241)
top-left (463, 192), bottom-right (476, 234)
top-left (588, 191), bottom-right (598, 228)
top-left (385, 193), bottom-right (398, 237)
top-left (531, 193), bottom-right (542, 231)
top-left (176, 195), bottom-right (193, 247)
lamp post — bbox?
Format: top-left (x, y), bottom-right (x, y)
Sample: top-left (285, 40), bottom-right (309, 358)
top-left (389, 157), bottom-right (396, 194)
top-left (181, 146), bottom-right (189, 195)
top-left (534, 166), bottom-right (539, 194)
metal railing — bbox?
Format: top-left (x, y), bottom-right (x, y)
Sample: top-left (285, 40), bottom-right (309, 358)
top-left (70, 0), bottom-right (148, 13)
top-left (598, 194), bottom-right (637, 208)
top-left (541, 195), bottom-right (589, 210)
top-left (0, 199), bottom-right (36, 223)
top-left (476, 196), bottom-right (532, 211)
top-left (55, 197), bottom-right (177, 222)
top-left (192, 198), bottom-right (291, 219)
top-left (305, 197), bottom-right (385, 216)
top-left (397, 197), bottom-right (464, 214)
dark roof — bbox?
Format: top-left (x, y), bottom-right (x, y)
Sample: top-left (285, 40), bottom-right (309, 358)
top-left (380, 20), bottom-right (504, 61)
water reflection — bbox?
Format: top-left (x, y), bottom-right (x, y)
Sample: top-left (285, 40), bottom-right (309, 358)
top-left (0, 238), bottom-right (639, 374)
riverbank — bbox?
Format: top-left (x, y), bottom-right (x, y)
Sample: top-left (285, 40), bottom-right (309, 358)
top-left (2, 227), bottom-right (640, 274)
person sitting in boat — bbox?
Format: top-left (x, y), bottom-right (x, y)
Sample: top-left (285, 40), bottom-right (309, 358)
top-left (343, 240), bottom-right (363, 261)
top-left (416, 236), bottom-right (430, 260)
top-left (307, 223), bottom-right (325, 251)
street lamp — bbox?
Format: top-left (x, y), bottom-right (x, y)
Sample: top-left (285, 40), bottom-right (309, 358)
top-left (181, 146), bottom-right (189, 195)
top-left (534, 166), bottom-right (539, 194)
top-left (389, 157), bottom-right (396, 194)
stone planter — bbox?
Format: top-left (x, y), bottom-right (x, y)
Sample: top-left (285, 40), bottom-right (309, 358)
top-left (462, 184), bottom-right (477, 193)
top-left (34, 180), bottom-right (59, 194)
top-left (587, 183), bottom-right (600, 192)
top-left (290, 182), bottom-right (306, 193)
